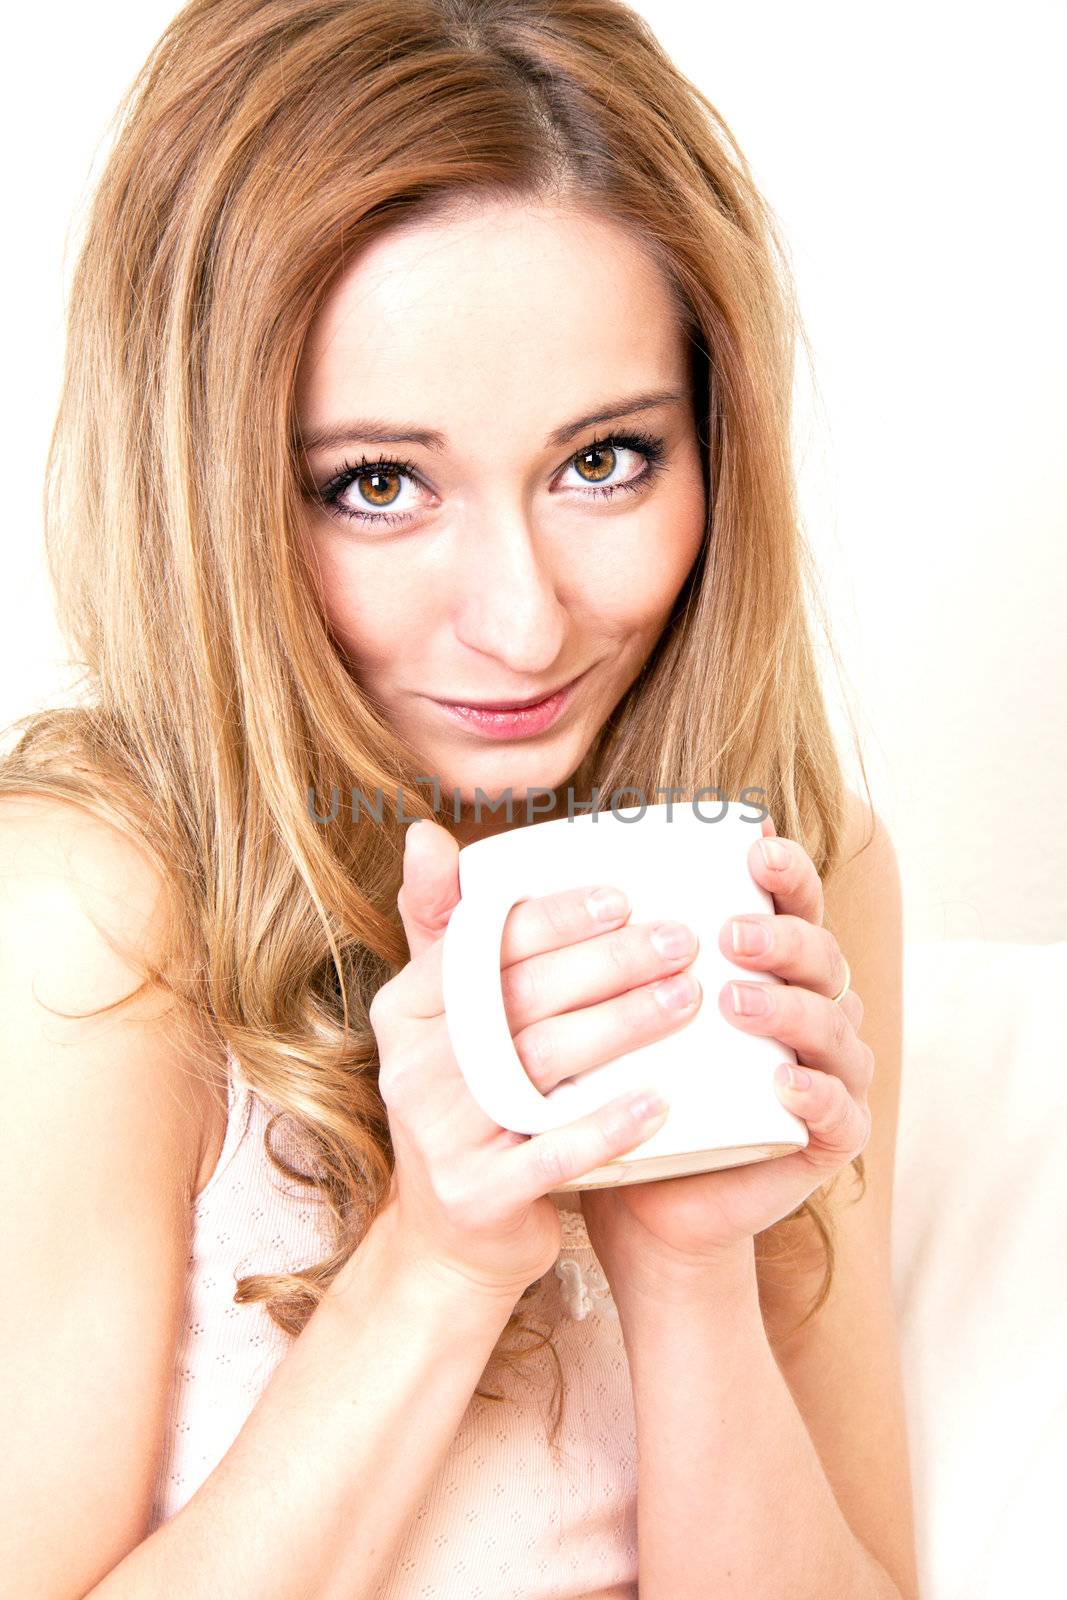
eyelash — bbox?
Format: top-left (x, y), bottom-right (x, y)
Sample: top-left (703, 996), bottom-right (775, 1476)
top-left (313, 427), bottom-right (667, 529)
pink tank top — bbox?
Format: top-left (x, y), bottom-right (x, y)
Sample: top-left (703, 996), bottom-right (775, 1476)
top-left (149, 1049), bottom-right (639, 1596)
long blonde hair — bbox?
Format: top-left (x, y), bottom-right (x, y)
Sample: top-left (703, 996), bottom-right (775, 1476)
top-left (1, 0), bottom-right (872, 1453)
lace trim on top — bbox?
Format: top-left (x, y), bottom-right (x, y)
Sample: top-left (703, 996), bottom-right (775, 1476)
top-left (553, 1205), bottom-right (618, 1322)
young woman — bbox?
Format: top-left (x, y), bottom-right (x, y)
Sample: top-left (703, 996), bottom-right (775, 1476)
top-left (0, 1), bottom-right (918, 1596)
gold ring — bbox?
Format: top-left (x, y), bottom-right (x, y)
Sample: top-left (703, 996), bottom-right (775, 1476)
top-left (830, 955), bottom-right (851, 1006)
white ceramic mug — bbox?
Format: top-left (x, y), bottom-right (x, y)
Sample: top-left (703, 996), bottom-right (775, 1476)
top-left (440, 799), bottom-right (808, 1191)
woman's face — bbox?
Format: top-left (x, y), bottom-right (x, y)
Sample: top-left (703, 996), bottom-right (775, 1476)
top-left (295, 197), bottom-right (706, 839)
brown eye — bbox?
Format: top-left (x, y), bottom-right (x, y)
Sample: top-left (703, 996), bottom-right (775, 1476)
top-left (573, 443), bottom-right (617, 484)
top-left (315, 452), bottom-right (427, 527)
top-left (354, 467), bottom-right (403, 508)
top-left (558, 432), bottom-right (664, 501)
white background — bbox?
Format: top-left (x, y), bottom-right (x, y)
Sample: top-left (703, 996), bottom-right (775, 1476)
top-left (1, 1), bottom-right (1063, 941)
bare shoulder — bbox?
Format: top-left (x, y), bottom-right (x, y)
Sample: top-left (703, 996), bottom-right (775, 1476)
top-left (832, 780), bottom-right (903, 1066)
top-left (825, 784), bottom-right (895, 908)
top-left (0, 790), bottom-right (172, 965)
top-left (0, 790), bottom-right (226, 1195)
top-left (0, 790), bottom-right (235, 1579)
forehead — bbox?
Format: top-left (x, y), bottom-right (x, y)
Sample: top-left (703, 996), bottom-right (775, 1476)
top-left (295, 199), bottom-right (687, 431)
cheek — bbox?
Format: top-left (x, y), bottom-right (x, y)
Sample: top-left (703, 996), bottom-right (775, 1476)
top-left (577, 480), bottom-right (705, 627)
top-left (646, 456), bottom-right (707, 604)
top-left (306, 533), bottom-right (422, 670)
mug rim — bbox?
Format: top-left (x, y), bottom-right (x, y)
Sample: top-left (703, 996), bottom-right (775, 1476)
top-left (453, 797), bottom-right (758, 861)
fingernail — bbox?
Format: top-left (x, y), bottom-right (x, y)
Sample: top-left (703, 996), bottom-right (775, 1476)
top-left (650, 921), bottom-right (696, 958)
top-left (655, 973), bottom-right (700, 1009)
top-left (760, 838), bottom-right (788, 870)
top-left (628, 1090), bottom-right (670, 1123)
top-left (730, 981), bottom-right (772, 1016)
top-left (731, 918), bottom-right (770, 955)
top-left (586, 886), bottom-right (629, 922)
top-left (776, 1063), bottom-right (811, 1091)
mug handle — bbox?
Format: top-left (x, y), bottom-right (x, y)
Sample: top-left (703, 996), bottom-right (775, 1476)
top-left (441, 888), bottom-right (566, 1135)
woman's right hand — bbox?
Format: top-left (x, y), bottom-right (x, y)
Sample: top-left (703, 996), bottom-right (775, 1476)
top-left (367, 818), bottom-right (702, 1307)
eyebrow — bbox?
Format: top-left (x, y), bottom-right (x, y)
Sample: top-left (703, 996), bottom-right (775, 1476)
top-left (298, 387), bottom-right (687, 457)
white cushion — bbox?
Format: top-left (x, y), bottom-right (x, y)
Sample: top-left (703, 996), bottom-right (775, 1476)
top-left (892, 939), bottom-right (1067, 1598)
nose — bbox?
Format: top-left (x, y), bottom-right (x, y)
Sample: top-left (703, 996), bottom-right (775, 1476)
top-left (450, 501), bottom-right (568, 672)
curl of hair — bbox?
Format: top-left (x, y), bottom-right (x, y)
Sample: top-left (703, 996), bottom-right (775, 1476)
top-left (1, 0), bottom-right (873, 1459)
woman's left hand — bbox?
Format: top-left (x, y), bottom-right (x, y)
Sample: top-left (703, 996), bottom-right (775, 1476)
top-left (580, 813), bottom-right (874, 1290)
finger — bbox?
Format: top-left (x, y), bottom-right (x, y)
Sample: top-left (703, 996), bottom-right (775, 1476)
top-left (381, 1014), bottom-right (512, 1147)
top-left (721, 978), bottom-right (873, 1102)
top-left (397, 819), bottom-right (460, 961)
top-left (773, 1062), bottom-right (871, 1169)
top-left (501, 915), bottom-right (697, 1034)
top-left (748, 831), bottom-right (824, 926)
top-left (832, 986), bottom-right (864, 1034)
top-left (505, 1087), bottom-right (672, 1201)
top-left (719, 911), bottom-right (856, 1013)
top-left (512, 965), bottom-right (702, 1092)
top-left (375, 821), bottom-right (459, 1029)
top-left (499, 882), bottom-right (634, 966)
top-left (387, 873), bottom-right (638, 1028)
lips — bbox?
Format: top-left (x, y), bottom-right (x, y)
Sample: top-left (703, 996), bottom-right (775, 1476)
top-left (428, 667), bottom-right (589, 740)
top-left (434, 672), bottom-right (583, 712)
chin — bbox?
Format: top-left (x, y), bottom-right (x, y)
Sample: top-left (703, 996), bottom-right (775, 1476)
top-left (434, 742), bottom-right (590, 811)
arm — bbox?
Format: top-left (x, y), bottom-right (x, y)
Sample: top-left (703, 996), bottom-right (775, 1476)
top-left (615, 1247), bottom-right (903, 1600)
top-left (90, 1207), bottom-right (516, 1600)
top-left (613, 796), bottom-right (917, 1599)
top-left (0, 796), bottom-right (517, 1600)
